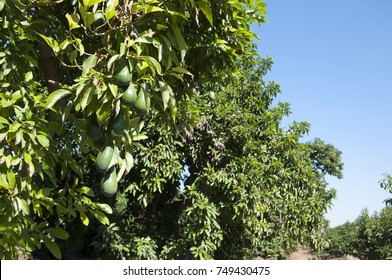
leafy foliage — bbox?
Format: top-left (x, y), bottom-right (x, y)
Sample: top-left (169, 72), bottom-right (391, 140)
top-left (326, 206), bottom-right (392, 260)
top-left (1, 0), bottom-right (344, 260)
top-left (380, 173), bottom-right (392, 206)
top-left (74, 57), bottom-right (343, 260)
top-left (0, 0), bottom-right (266, 259)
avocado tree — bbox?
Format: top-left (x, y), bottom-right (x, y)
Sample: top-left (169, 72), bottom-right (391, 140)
top-left (326, 206), bottom-right (392, 260)
top-left (0, 0), bottom-right (266, 259)
top-left (67, 57), bottom-right (343, 260)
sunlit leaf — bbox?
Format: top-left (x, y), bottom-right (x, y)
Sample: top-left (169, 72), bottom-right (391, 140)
top-left (196, 1), bottom-right (213, 26)
top-left (65, 13), bottom-right (81, 30)
top-left (46, 89), bottom-right (71, 109)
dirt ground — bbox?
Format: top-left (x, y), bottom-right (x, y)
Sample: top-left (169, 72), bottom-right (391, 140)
top-left (287, 247), bottom-right (360, 260)
top-left (287, 247), bottom-right (313, 260)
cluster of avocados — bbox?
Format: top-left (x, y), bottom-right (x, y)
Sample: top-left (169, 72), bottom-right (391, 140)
top-left (116, 59), bottom-right (149, 115)
top-left (96, 145), bottom-right (117, 197)
top-left (86, 58), bottom-right (150, 197)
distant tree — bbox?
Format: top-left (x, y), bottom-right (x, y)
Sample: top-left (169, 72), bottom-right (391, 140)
top-left (326, 206), bottom-right (392, 259)
top-left (325, 221), bottom-right (359, 257)
top-left (380, 173), bottom-right (392, 205)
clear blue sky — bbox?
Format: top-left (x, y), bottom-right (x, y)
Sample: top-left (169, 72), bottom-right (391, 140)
top-left (253, 0), bottom-right (392, 227)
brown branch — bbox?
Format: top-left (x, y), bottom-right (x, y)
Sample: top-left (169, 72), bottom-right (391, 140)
top-left (35, 6), bottom-right (67, 109)
top-left (37, 39), bottom-right (61, 93)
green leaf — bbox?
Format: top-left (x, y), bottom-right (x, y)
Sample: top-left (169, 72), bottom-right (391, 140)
top-left (196, 1), bottom-right (213, 26)
top-left (80, 86), bottom-right (94, 111)
top-left (170, 24), bottom-right (187, 62)
top-left (8, 122), bottom-right (21, 133)
top-left (89, 209), bottom-right (110, 225)
top-left (0, 174), bottom-right (12, 189)
top-left (96, 101), bottom-right (112, 125)
top-left (38, 34), bottom-right (57, 51)
top-left (108, 83), bottom-right (118, 98)
top-left (141, 56), bottom-right (162, 75)
top-left (24, 71), bottom-right (33, 82)
top-left (132, 134), bottom-right (148, 141)
top-left (82, 55), bottom-right (97, 76)
top-left (129, 117), bottom-right (140, 129)
top-left (159, 81), bottom-right (172, 111)
top-left (42, 236), bottom-right (61, 259)
top-left (0, 222), bottom-right (17, 232)
top-left (0, 132), bottom-right (7, 142)
top-left (117, 160), bottom-right (127, 181)
top-left (107, 54), bottom-right (120, 71)
top-left (105, 0), bottom-right (119, 20)
top-left (65, 13), bottom-right (81, 30)
top-left (37, 135), bottom-right (50, 149)
top-left (257, 1), bottom-right (267, 16)
top-left (69, 50), bottom-right (78, 61)
top-left (145, 5), bottom-right (165, 14)
top-left (46, 228), bottom-right (69, 240)
top-left (120, 42), bottom-right (127, 57)
top-left (125, 150), bottom-right (134, 173)
top-left (80, 211), bottom-right (89, 226)
top-left (7, 170), bottom-right (16, 189)
top-left (170, 66), bottom-right (193, 76)
top-left (94, 203), bottom-right (113, 215)
top-left (46, 89), bottom-right (71, 109)
top-left (0, 116), bottom-right (8, 124)
top-left (36, 188), bottom-right (52, 198)
top-left (76, 186), bottom-right (95, 197)
top-left (59, 39), bottom-right (71, 51)
top-left (24, 152), bottom-right (32, 164)
top-left (16, 197), bottom-right (29, 215)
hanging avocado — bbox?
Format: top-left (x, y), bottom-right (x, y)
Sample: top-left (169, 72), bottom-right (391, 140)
top-left (96, 144), bottom-right (114, 173)
top-left (120, 83), bottom-right (137, 106)
top-left (135, 84), bottom-right (149, 115)
top-left (108, 109), bottom-right (126, 139)
top-left (100, 167), bottom-right (117, 197)
top-left (86, 117), bottom-right (102, 141)
top-left (114, 60), bottom-right (132, 87)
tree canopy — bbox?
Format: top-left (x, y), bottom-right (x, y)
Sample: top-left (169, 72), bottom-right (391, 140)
top-left (0, 0), bottom-right (343, 259)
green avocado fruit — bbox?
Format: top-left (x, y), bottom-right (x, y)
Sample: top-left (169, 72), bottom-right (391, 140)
top-left (108, 110), bottom-right (126, 139)
top-left (86, 117), bottom-right (102, 141)
top-left (114, 62), bottom-right (132, 87)
top-left (100, 168), bottom-right (117, 197)
top-left (96, 144), bottom-right (114, 173)
top-left (120, 83), bottom-right (137, 106)
top-left (135, 86), bottom-right (148, 115)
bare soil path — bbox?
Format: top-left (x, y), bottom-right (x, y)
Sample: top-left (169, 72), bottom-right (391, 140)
top-left (287, 248), bottom-right (313, 260)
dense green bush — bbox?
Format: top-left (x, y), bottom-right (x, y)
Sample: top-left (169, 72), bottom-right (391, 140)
top-left (1, 0), bottom-right (344, 260)
top-left (326, 206), bottom-right (392, 260)
top-left (325, 221), bottom-right (359, 257)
